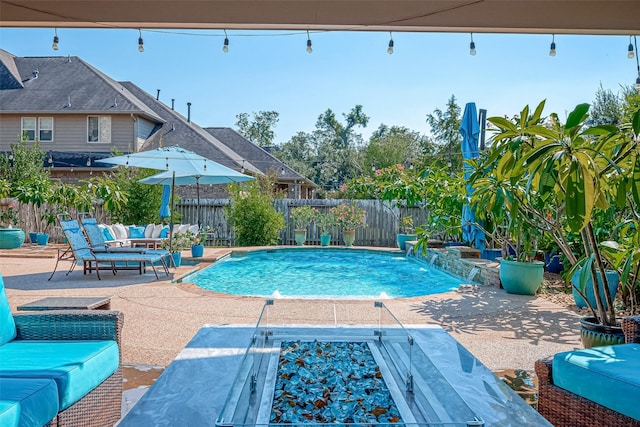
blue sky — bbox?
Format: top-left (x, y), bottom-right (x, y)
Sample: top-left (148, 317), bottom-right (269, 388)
top-left (0, 28), bottom-right (636, 143)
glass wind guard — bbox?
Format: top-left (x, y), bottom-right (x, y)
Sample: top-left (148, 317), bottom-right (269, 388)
top-left (215, 300), bottom-right (484, 427)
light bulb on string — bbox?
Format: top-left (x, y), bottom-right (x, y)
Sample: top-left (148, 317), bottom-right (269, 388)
top-left (387, 32), bottom-right (394, 54)
top-left (52, 28), bottom-right (59, 51)
top-left (549, 34), bottom-right (556, 57)
top-left (240, 160), bottom-right (245, 174)
top-left (306, 31), bottom-right (313, 54)
top-left (628, 36), bottom-right (635, 59)
top-left (138, 30), bottom-right (144, 53)
top-left (469, 33), bottom-right (476, 56)
top-left (223, 30), bottom-right (229, 53)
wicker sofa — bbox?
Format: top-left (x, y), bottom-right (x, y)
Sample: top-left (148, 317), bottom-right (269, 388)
top-left (0, 274), bottom-right (123, 427)
top-left (535, 315), bottom-right (640, 427)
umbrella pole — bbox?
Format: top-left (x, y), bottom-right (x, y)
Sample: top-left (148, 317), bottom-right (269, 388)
top-left (169, 171), bottom-right (176, 267)
top-left (196, 177), bottom-right (201, 229)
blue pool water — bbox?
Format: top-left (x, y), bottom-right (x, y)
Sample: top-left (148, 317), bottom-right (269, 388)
top-left (189, 249), bottom-right (469, 298)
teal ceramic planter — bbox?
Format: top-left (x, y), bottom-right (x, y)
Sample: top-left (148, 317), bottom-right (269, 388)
top-left (320, 233), bottom-right (331, 247)
top-left (29, 231), bottom-right (39, 244)
top-left (580, 316), bottom-right (625, 348)
top-left (499, 259), bottom-right (544, 295)
top-left (191, 245), bottom-right (204, 258)
top-left (36, 233), bottom-right (49, 245)
top-left (0, 228), bottom-right (26, 249)
top-left (172, 252), bottom-right (182, 267)
top-left (396, 234), bottom-right (417, 251)
top-left (571, 269), bottom-right (619, 310)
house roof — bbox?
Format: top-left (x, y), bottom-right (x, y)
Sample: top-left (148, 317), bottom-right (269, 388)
top-left (204, 127), bottom-right (312, 185)
top-left (0, 50), bottom-right (164, 122)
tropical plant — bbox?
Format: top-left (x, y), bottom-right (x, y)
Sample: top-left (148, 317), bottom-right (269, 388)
top-left (331, 203), bottom-right (366, 230)
top-left (160, 232), bottom-right (192, 253)
top-left (226, 176), bottom-right (285, 246)
top-left (290, 205), bottom-right (316, 229)
top-left (0, 204), bottom-right (20, 227)
top-left (473, 100), bottom-right (640, 326)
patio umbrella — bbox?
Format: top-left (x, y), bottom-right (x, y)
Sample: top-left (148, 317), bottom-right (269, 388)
top-left (97, 146), bottom-right (226, 253)
top-left (460, 102), bottom-right (485, 251)
top-left (139, 168), bottom-right (253, 228)
top-left (158, 185), bottom-right (171, 219)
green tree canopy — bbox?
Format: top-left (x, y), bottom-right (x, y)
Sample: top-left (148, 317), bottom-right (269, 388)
top-left (425, 95), bottom-right (463, 173)
top-left (235, 111), bottom-right (280, 147)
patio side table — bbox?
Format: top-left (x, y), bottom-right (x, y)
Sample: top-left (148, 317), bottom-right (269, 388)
top-left (17, 296), bottom-right (111, 311)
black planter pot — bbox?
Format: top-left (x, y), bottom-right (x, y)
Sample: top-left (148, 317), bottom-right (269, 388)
top-left (580, 316), bottom-right (625, 348)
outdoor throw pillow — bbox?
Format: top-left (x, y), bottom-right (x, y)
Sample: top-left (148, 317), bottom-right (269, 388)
top-left (160, 226), bottom-right (170, 238)
top-left (112, 224), bottom-right (128, 240)
top-left (129, 226), bottom-right (146, 239)
top-left (102, 227), bottom-right (115, 242)
top-left (178, 224), bottom-right (190, 235)
top-left (144, 224), bottom-right (155, 238)
top-left (188, 224), bottom-right (199, 235)
top-left (151, 224), bottom-right (163, 239)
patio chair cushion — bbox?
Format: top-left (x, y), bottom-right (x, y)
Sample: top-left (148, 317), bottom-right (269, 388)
top-left (129, 226), bottom-right (146, 239)
top-left (0, 377), bottom-right (59, 427)
top-left (0, 274), bottom-right (16, 345)
top-left (552, 343), bottom-right (640, 421)
top-left (0, 340), bottom-right (119, 410)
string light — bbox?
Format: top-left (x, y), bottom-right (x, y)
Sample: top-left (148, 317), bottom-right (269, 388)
top-left (629, 36), bottom-right (635, 59)
top-left (240, 160), bottom-right (245, 173)
top-left (387, 32), bottom-right (394, 54)
top-left (634, 36), bottom-right (640, 91)
top-left (549, 34), bottom-right (556, 57)
top-left (86, 154), bottom-right (91, 167)
top-left (138, 29), bottom-right (144, 52)
top-left (47, 152), bottom-right (53, 165)
top-left (52, 28), bottom-right (59, 51)
top-left (469, 33), bottom-right (476, 56)
top-left (306, 30), bottom-right (313, 54)
top-left (222, 30), bottom-right (229, 53)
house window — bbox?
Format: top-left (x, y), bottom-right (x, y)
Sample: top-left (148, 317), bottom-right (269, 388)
top-left (21, 117), bottom-right (36, 141)
top-left (38, 117), bottom-right (54, 141)
top-left (87, 116), bottom-right (111, 143)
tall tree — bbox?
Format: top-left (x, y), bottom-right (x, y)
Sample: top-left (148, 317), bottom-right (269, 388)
top-left (425, 95), bottom-right (463, 173)
top-left (362, 125), bottom-right (426, 174)
top-left (235, 111), bottom-right (280, 146)
top-left (587, 84), bottom-right (623, 126)
top-left (271, 131), bottom-right (317, 180)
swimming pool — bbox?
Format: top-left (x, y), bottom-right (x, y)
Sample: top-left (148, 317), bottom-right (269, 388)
top-left (188, 249), bottom-right (471, 298)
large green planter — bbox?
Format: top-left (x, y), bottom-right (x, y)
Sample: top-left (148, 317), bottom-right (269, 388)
top-left (320, 233), bottom-right (331, 247)
top-left (342, 230), bottom-right (355, 247)
top-left (580, 316), bottom-right (625, 348)
top-left (294, 229), bottom-right (307, 246)
top-left (0, 228), bottom-right (25, 249)
top-left (499, 259), bottom-right (544, 295)
top-left (571, 269), bottom-right (619, 310)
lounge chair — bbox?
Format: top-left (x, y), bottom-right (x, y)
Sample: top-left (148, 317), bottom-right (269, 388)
top-left (49, 219), bottom-right (169, 280)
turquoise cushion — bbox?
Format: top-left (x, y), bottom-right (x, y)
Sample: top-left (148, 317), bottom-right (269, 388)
top-left (103, 227), bottom-right (115, 241)
top-left (129, 226), bottom-right (145, 239)
top-left (553, 343), bottom-right (640, 421)
top-left (0, 340), bottom-right (119, 410)
top-left (159, 226), bottom-right (169, 238)
top-left (0, 274), bottom-right (16, 345)
top-left (0, 378), bottom-right (59, 427)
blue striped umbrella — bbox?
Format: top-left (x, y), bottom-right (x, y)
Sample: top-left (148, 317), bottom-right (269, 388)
top-left (460, 102), bottom-right (485, 250)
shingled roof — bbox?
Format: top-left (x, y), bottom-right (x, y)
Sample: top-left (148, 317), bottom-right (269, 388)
top-left (0, 49), bottom-right (163, 122)
top-left (204, 127), bottom-right (308, 182)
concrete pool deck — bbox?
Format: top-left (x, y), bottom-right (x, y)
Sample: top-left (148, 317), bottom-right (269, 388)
top-left (0, 245), bottom-right (581, 372)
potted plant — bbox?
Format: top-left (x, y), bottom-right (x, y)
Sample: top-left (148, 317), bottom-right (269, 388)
top-left (188, 229), bottom-right (208, 258)
top-left (0, 200), bottom-right (25, 249)
top-left (314, 209), bottom-right (337, 247)
top-left (396, 215), bottom-right (417, 251)
top-left (478, 101), bottom-right (640, 346)
top-left (290, 205), bottom-right (316, 246)
top-left (160, 232), bottom-right (192, 267)
top-left (331, 203), bottom-right (366, 247)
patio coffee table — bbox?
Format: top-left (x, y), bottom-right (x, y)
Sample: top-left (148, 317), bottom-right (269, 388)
top-left (17, 296), bottom-right (111, 311)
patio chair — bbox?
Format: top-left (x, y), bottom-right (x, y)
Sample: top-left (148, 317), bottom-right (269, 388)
top-left (49, 219), bottom-right (169, 281)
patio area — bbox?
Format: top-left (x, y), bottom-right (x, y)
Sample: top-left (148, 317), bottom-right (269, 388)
top-left (0, 245), bottom-right (581, 371)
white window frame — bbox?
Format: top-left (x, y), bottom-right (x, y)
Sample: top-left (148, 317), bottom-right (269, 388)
top-left (38, 117), bottom-right (54, 142)
top-left (21, 117), bottom-right (36, 141)
top-left (87, 116), bottom-right (111, 144)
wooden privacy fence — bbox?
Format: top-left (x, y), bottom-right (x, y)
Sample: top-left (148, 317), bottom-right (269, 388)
top-left (176, 198), bottom-right (428, 248)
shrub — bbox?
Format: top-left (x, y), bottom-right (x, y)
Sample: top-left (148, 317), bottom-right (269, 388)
top-left (226, 177), bottom-right (285, 246)
top-left (290, 205), bottom-right (316, 229)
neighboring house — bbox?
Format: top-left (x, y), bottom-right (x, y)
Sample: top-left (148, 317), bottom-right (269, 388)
top-left (0, 49), bottom-right (315, 198)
